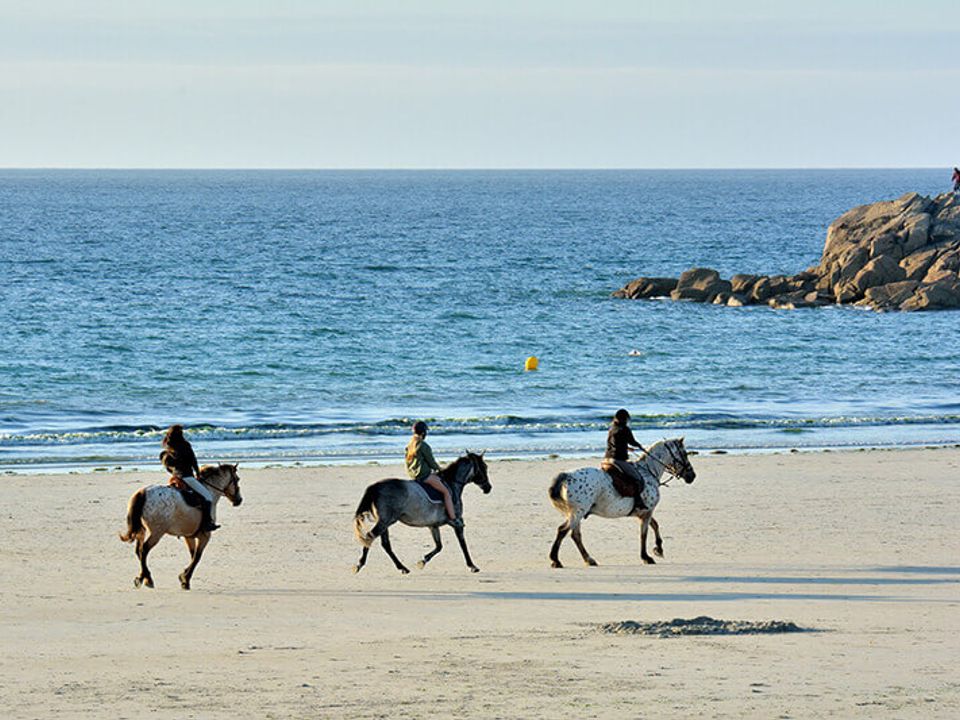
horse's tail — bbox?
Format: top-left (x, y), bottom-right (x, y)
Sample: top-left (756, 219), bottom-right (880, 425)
top-left (548, 473), bottom-right (569, 511)
top-left (119, 487), bottom-right (147, 543)
top-left (353, 485), bottom-right (379, 548)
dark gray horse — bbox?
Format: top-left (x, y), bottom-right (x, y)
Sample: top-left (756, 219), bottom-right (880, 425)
top-left (353, 452), bottom-right (491, 574)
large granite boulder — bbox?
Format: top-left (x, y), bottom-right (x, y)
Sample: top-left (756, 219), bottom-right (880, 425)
top-left (612, 276), bottom-right (678, 299)
top-left (859, 280), bottom-right (919, 311)
top-left (900, 247), bottom-right (941, 282)
top-left (899, 276), bottom-right (960, 311)
top-left (670, 268), bottom-right (731, 302)
top-left (613, 191), bottom-right (960, 312)
top-left (850, 255), bottom-right (906, 297)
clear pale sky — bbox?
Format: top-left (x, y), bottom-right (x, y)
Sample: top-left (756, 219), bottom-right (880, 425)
top-left (2, 0), bottom-right (957, 168)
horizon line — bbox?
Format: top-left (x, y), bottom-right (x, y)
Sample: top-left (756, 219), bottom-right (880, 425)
top-left (0, 165), bottom-right (949, 172)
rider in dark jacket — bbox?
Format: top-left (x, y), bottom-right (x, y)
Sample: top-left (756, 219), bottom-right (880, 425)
top-left (160, 424), bottom-right (218, 532)
top-left (601, 409), bottom-right (647, 511)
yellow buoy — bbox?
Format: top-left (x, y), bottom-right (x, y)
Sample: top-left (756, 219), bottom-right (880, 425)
top-left (524, 355), bottom-right (539, 371)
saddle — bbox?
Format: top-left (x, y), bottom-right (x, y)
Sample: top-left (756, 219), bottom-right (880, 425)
top-left (414, 479), bottom-right (445, 505)
top-left (601, 461), bottom-right (637, 498)
top-left (167, 475), bottom-right (204, 508)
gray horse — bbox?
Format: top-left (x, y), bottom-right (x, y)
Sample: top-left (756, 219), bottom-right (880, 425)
top-left (353, 452), bottom-right (491, 574)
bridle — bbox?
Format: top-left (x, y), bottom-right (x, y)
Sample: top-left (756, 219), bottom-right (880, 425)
top-left (634, 441), bottom-right (687, 486)
top-left (199, 469), bottom-right (238, 500)
top-left (460, 451), bottom-right (488, 486)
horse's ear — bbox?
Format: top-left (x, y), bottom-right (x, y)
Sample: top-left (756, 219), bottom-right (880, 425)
top-left (232, 463), bottom-right (239, 470)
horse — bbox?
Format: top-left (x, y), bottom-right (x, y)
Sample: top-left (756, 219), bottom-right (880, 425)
top-left (547, 438), bottom-right (696, 568)
top-left (353, 452), bottom-right (491, 574)
top-left (118, 463), bottom-right (243, 589)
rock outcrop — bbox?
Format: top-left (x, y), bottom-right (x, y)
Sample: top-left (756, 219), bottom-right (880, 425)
top-left (613, 192), bottom-right (960, 311)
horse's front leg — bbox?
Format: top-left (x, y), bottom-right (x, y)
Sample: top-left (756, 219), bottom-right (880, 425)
top-left (179, 533), bottom-right (210, 590)
top-left (379, 529), bottom-right (410, 574)
top-left (453, 525), bottom-right (480, 573)
top-left (638, 514), bottom-right (656, 564)
top-left (135, 531), bottom-right (162, 588)
top-left (417, 526), bottom-right (443, 570)
top-left (650, 516), bottom-right (664, 558)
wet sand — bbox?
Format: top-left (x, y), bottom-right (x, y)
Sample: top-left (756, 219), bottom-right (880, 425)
top-left (1, 448), bottom-right (959, 718)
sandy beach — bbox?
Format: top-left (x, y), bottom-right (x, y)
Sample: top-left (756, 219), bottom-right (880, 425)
top-left (2, 448), bottom-right (959, 719)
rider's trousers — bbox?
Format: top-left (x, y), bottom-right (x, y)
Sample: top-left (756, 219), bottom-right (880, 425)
top-left (182, 475), bottom-right (216, 522)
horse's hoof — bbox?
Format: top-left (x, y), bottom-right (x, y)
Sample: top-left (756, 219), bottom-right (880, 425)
top-left (550, 560), bottom-right (563, 569)
top-left (654, 547), bottom-right (664, 558)
top-left (586, 558), bottom-right (598, 567)
top-left (352, 565), bottom-right (362, 574)
top-left (144, 577), bottom-right (155, 588)
top-left (469, 566), bottom-right (480, 573)
top-left (399, 567), bottom-right (410, 575)
top-left (643, 557), bottom-right (656, 565)
top-left (416, 560), bottom-right (426, 570)
top-left (133, 577), bottom-right (142, 588)
top-left (180, 583), bottom-right (190, 590)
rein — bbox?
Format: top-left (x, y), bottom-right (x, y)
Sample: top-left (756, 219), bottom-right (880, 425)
top-left (634, 443), bottom-right (682, 485)
top-left (198, 473), bottom-right (231, 497)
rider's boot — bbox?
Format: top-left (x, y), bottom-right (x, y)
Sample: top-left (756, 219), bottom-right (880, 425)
top-left (633, 483), bottom-right (647, 513)
top-left (201, 500), bottom-right (220, 532)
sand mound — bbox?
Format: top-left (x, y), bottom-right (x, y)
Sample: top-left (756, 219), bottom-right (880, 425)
top-left (598, 616), bottom-right (807, 637)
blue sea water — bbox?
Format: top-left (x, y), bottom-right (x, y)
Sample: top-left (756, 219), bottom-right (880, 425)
top-left (2, 169), bottom-right (959, 471)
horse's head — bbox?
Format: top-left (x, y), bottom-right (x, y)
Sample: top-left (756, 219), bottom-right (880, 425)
top-left (665, 437), bottom-right (696, 483)
top-left (447, 451), bottom-right (491, 494)
top-left (467, 451), bottom-right (492, 494)
top-left (200, 463), bottom-right (244, 506)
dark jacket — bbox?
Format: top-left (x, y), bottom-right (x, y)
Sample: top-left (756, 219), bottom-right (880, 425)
top-left (605, 423), bottom-right (641, 461)
top-left (160, 441), bottom-right (200, 478)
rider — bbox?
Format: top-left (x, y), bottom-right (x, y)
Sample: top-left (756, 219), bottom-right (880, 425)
top-left (160, 424), bottom-right (218, 532)
top-left (601, 408), bottom-right (647, 511)
top-left (405, 421), bottom-right (460, 527)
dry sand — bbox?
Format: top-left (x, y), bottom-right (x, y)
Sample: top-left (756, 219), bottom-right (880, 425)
top-left (1, 448), bottom-right (959, 718)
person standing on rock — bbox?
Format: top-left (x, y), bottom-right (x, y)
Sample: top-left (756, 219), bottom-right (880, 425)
top-left (952, 167), bottom-right (960, 195)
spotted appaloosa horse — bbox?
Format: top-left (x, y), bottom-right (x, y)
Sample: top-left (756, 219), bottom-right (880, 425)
top-left (119, 464), bottom-right (242, 589)
top-left (547, 438), bottom-right (696, 568)
top-left (353, 452), bottom-right (491, 574)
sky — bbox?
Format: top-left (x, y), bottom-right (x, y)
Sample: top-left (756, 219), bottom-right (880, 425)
top-left (1, 0), bottom-right (958, 168)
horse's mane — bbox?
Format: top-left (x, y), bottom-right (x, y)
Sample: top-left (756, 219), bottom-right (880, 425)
top-left (438, 452), bottom-right (484, 483)
top-left (198, 463), bottom-right (232, 480)
top-left (438, 455), bottom-right (465, 481)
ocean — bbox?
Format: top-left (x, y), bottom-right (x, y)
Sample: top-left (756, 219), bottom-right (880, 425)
top-left (2, 168), bottom-right (959, 471)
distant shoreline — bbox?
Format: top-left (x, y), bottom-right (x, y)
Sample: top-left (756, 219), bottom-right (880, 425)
top-left (5, 439), bottom-right (959, 476)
